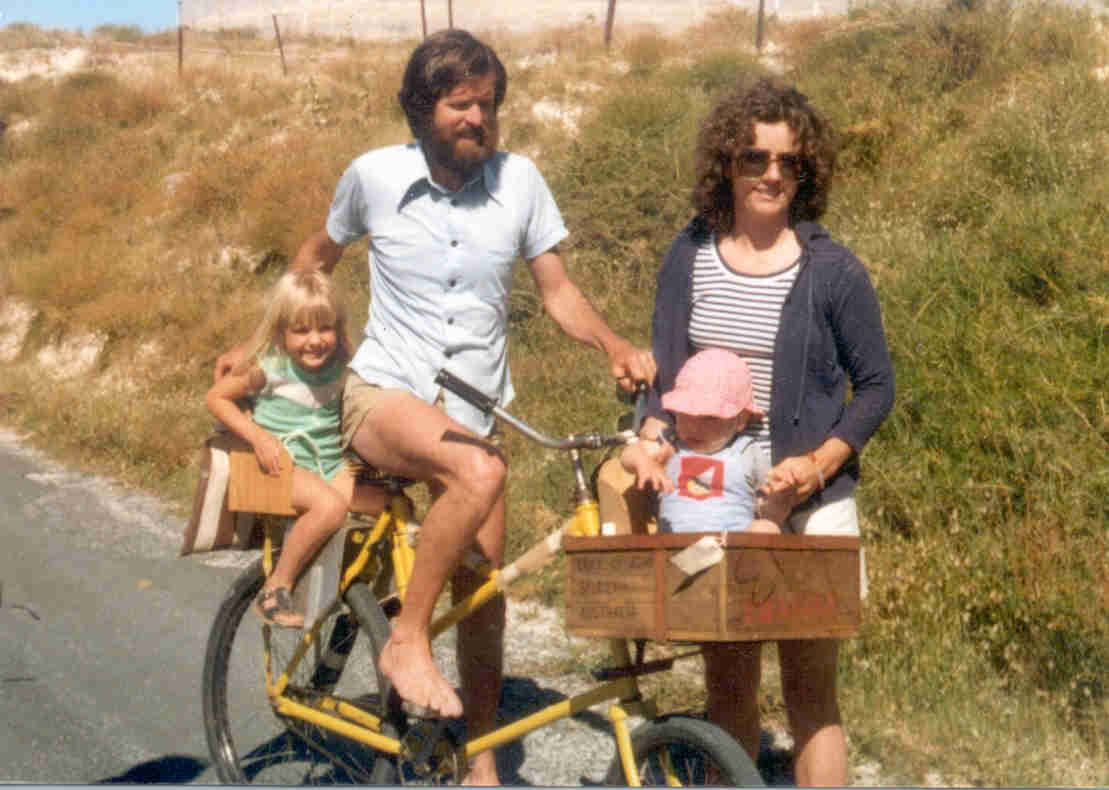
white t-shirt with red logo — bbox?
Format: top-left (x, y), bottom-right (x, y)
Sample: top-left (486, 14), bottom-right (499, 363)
top-left (658, 434), bottom-right (770, 533)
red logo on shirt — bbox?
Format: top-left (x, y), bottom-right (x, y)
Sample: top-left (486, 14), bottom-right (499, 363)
top-left (676, 457), bottom-right (724, 501)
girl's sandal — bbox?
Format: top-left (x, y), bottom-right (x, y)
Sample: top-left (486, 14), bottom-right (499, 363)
top-left (254, 586), bottom-right (304, 628)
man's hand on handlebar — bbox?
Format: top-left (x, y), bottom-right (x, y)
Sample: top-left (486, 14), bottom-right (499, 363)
top-left (608, 342), bottom-right (656, 393)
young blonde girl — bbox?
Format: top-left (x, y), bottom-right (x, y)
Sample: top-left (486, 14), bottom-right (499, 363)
top-left (206, 270), bottom-right (356, 627)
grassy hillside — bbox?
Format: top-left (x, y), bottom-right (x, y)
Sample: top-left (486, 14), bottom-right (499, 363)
top-left (1, 2), bottom-right (1107, 783)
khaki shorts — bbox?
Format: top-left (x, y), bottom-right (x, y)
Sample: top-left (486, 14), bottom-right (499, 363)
top-left (341, 372), bottom-right (501, 452)
top-left (341, 373), bottom-right (400, 451)
top-left (786, 496), bottom-right (868, 599)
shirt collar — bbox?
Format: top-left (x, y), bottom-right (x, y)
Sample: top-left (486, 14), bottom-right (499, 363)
top-left (398, 141), bottom-right (504, 211)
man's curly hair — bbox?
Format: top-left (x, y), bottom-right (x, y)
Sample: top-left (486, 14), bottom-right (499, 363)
top-left (692, 77), bottom-right (836, 233)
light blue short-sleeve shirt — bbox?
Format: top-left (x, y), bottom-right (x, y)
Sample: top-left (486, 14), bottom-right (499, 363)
top-left (326, 143), bottom-right (569, 434)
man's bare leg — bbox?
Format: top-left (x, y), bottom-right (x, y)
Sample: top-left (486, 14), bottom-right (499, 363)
top-left (349, 392), bottom-right (506, 719)
top-left (450, 488), bottom-right (506, 786)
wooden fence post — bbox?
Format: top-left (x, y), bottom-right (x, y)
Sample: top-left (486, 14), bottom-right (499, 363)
top-left (177, 0), bottom-right (183, 76)
top-left (272, 14), bottom-right (288, 76)
top-left (755, 0), bottom-right (766, 51)
top-left (604, 0), bottom-right (617, 49)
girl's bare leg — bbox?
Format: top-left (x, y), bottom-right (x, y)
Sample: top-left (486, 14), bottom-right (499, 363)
top-left (264, 467), bottom-right (351, 592)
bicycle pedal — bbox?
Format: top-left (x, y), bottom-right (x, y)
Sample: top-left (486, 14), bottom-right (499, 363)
top-left (400, 717), bottom-right (459, 780)
top-left (380, 593), bottom-right (401, 619)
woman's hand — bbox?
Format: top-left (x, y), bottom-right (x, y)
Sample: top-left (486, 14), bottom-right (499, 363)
top-left (759, 438), bottom-right (852, 514)
top-left (758, 454), bottom-right (822, 517)
top-left (762, 453), bottom-right (823, 504)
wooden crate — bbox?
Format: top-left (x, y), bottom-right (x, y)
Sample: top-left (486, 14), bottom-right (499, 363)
top-left (563, 532), bottom-right (861, 642)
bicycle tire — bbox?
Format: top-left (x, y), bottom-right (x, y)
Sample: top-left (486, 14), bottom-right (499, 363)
top-left (202, 556), bottom-right (398, 785)
top-left (604, 715), bottom-right (764, 786)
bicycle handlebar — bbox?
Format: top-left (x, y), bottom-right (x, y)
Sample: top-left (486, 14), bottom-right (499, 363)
top-left (435, 369), bottom-right (635, 451)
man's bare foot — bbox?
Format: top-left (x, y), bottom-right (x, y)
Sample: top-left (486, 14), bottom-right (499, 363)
top-left (378, 632), bottom-right (463, 718)
top-left (461, 752), bottom-right (500, 786)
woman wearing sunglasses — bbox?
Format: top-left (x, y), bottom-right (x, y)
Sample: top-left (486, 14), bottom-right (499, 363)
top-left (641, 77), bottom-right (895, 785)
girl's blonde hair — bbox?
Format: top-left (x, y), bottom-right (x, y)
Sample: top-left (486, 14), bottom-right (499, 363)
top-left (236, 270), bottom-right (355, 373)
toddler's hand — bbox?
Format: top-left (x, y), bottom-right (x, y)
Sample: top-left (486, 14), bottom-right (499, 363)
top-left (756, 485), bottom-right (794, 524)
top-left (748, 518), bottom-right (781, 534)
top-left (636, 464), bottom-right (674, 494)
top-left (621, 440), bottom-right (674, 493)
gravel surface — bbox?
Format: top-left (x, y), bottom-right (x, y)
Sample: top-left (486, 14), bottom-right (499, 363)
top-left (443, 597), bottom-right (632, 785)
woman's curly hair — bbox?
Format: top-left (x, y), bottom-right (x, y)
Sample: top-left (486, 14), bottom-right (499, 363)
top-left (692, 77), bottom-right (837, 233)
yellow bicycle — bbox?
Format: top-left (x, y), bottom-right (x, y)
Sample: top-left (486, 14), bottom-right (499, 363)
top-left (201, 370), bottom-right (763, 785)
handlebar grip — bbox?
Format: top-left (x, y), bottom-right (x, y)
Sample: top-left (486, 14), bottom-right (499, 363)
top-left (435, 369), bottom-right (498, 414)
top-left (632, 382), bottom-right (648, 433)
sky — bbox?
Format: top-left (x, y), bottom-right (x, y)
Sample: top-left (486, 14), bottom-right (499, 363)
top-left (0, 0), bottom-right (179, 33)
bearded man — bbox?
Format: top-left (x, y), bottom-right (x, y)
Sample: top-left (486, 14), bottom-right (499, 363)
top-left (218, 29), bottom-right (655, 785)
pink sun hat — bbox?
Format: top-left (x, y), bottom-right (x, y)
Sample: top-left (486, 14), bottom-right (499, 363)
top-left (661, 348), bottom-right (765, 419)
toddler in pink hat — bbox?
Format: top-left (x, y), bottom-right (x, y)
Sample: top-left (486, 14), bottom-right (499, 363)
top-left (620, 348), bottom-right (784, 533)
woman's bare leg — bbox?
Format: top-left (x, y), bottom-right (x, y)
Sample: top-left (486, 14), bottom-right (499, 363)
top-left (702, 641), bottom-right (763, 763)
top-left (779, 638), bottom-right (847, 786)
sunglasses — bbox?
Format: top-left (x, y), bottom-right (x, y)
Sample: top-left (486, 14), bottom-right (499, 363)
top-left (736, 148), bottom-right (806, 182)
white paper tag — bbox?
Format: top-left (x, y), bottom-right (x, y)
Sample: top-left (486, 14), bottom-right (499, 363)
top-left (670, 535), bottom-right (725, 576)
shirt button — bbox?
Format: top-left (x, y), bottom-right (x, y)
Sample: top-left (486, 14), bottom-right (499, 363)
top-left (447, 317), bottom-right (455, 325)
top-left (448, 279), bottom-right (457, 288)
top-left (445, 350), bottom-right (453, 358)
top-left (450, 199), bottom-right (459, 207)
top-left (450, 240), bottom-right (458, 247)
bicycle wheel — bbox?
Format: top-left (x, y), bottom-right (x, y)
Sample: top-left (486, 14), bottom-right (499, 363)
top-left (202, 556), bottom-right (398, 785)
top-left (605, 715), bottom-right (764, 786)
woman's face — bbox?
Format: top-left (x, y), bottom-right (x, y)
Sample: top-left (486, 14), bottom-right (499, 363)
top-left (730, 121), bottom-right (801, 228)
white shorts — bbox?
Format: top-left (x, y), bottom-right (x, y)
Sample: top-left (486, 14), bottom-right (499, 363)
top-left (785, 496), bottom-right (867, 599)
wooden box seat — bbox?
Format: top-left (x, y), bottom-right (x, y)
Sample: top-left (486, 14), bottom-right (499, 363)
top-left (563, 532), bottom-right (861, 642)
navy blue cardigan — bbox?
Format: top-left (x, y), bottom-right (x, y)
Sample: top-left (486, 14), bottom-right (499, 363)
top-left (646, 217), bottom-right (895, 505)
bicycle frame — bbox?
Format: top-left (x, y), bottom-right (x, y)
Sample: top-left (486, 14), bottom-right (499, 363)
top-left (257, 475), bottom-right (677, 786)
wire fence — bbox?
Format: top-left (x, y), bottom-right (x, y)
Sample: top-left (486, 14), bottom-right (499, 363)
top-left (178, 0), bottom-right (843, 43)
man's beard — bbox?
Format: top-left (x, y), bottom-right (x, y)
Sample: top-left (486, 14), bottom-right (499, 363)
top-left (422, 121), bottom-right (498, 183)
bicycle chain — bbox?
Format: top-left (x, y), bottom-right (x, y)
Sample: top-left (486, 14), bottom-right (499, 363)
top-left (279, 710), bottom-right (388, 783)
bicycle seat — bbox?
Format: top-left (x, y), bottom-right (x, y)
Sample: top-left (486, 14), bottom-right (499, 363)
top-left (350, 459), bottom-right (417, 516)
